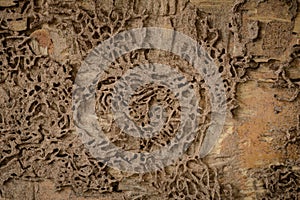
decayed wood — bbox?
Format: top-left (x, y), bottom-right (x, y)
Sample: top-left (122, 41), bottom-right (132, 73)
top-left (0, 0), bottom-right (299, 199)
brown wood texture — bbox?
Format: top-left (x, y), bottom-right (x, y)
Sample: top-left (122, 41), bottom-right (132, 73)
top-left (0, 0), bottom-right (299, 199)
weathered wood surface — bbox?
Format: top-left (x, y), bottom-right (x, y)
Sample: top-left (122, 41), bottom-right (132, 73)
top-left (0, 0), bottom-right (299, 199)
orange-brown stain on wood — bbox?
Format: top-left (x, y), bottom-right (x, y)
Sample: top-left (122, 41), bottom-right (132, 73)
top-left (235, 80), bottom-right (299, 169)
top-left (30, 29), bottom-right (54, 54)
